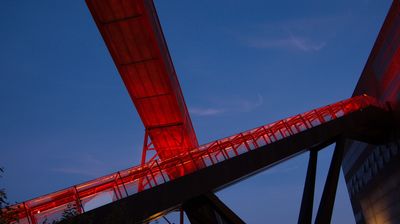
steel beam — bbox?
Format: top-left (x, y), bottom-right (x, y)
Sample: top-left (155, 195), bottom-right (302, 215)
top-left (298, 150), bottom-right (318, 224)
top-left (298, 139), bottom-right (337, 224)
top-left (314, 138), bottom-right (345, 224)
top-left (64, 107), bottom-right (388, 224)
top-left (183, 193), bottom-right (245, 224)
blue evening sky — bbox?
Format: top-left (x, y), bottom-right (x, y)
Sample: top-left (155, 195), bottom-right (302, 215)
top-left (0, 0), bottom-right (392, 223)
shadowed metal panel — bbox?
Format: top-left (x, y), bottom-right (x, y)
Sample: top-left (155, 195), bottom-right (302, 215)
top-left (353, 0), bottom-right (400, 108)
top-left (345, 1), bottom-right (400, 223)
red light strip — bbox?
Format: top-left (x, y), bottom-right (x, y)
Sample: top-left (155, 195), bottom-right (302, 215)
top-left (8, 95), bottom-right (385, 224)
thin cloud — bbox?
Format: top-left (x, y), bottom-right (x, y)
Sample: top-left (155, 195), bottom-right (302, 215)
top-left (51, 153), bottom-right (107, 178)
top-left (289, 35), bottom-right (326, 52)
top-left (246, 33), bottom-right (326, 52)
top-left (190, 107), bottom-right (225, 116)
top-left (52, 167), bottom-right (102, 177)
top-left (234, 93), bottom-right (264, 112)
top-left (190, 94), bottom-right (264, 116)
top-left (236, 14), bottom-right (352, 52)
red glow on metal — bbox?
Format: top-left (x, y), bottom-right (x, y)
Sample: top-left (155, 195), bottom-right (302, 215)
top-left (7, 1), bottom-right (399, 223)
top-left (354, 1), bottom-right (400, 107)
top-left (85, 0), bottom-right (199, 164)
top-left (8, 95), bottom-right (386, 224)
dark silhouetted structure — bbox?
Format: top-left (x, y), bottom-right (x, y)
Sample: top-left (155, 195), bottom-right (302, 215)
top-left (342, 1), bottom-right (400, 223)
top-left (7, 1), bottom-right (399, 224)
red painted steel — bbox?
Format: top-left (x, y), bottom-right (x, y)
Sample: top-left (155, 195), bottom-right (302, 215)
top-left (85, 0), bottom-right (199, 161)
top-left (8, 95), bottom-right (386, 224)
top-left (354, 0), bottom-right (400, 108)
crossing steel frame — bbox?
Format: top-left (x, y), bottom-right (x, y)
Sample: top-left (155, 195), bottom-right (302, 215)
top-left (7, 95), bottom-right (388, 224)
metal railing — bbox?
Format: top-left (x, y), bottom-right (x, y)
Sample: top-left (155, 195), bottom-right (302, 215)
top-left (8, 95), bottom-right (385, 224)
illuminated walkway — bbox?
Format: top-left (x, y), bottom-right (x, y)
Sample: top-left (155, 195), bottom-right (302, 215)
top-left (9, 95), bottom-right (390, 224)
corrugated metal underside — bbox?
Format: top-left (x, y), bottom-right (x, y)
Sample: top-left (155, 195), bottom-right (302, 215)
top-left (86, 0), bottom-right (198, 159)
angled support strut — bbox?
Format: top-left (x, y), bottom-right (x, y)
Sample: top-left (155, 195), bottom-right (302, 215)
top-left (298, 139), bottom-right (336, 224)
top-left (315, 138), bottom-right (345, 224)
top-left (298, 149), bottom-right (318, 224)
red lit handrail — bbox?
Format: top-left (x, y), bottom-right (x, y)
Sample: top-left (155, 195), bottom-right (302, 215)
top-left (8, 95), bottom-right (386, 224)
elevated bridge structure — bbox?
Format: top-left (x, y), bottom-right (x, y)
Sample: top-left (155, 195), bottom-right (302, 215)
top-left (85, 0), bottom-right (199, 174)
top-left (10, 96), bottom-right (391, 223)
top-left (6, 0), bottom-right (400, 223)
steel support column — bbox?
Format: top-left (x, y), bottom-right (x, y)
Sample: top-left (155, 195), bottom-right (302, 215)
top-left (298, 149), bottom-right (318, 224)
top-left (64, 106), bottom-right (389, 224)
top-left (183, 193), bottom-right (245, 224)
top-left (180, 207), bottom-right (184, 224)
top-left (298, 139), bottom-right (336, 224)
top-left (314, 139), bottom-right (345, 224)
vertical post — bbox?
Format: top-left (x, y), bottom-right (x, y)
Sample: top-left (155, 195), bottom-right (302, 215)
top-left (73, 186), bottom-right (84, 213)
top-left (155, 160), bottom-right (167, 183)
top-left (206, 150), bottom-right (215, 165)
top-left (145, 174), bottom-right (152, 188)
top-left (138, 131), bottom-right (149, 192)
top-left (315, 139), bottom-right (345, 224)
top-left (298, 150), bottom-right (318, 224)
top-left (139, 130), bottom-right (159, 191)
top-left (141, 130), bottom-right (149, 166)
top-left (113, 176), bottom-right (124, 200)
top-left (179, 158), bottom-right (187, 176)
top-left (180, 207), bottom-right (184, 224)
top-left (23, 202), bottom-right (33, 224)
top-left (117, 171), bottom-right (129, 197)
top-left (283, 121), bottom-right (294, 136)
top-left (217, 142), bottom-right (229, 159)
top-left (148, 163), bottom-right (158, 186)
top-left (299, 115), bottom-right (311, 129)
top-left (240, 133), bottom-right (251, 152)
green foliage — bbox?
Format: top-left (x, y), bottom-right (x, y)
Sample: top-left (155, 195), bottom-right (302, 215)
top-left (41, 203), bottom-right (79, 224)
top-left (60, 203), bottom-right (79, 222)
top-left (0, 168), bottom-right (82, 224)
top-left (0, 167), bottom-right (18, 224)
top-left (41, 218), bottom-right (58, 224)
top-left (1, 168), bottom-right (85, 224)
